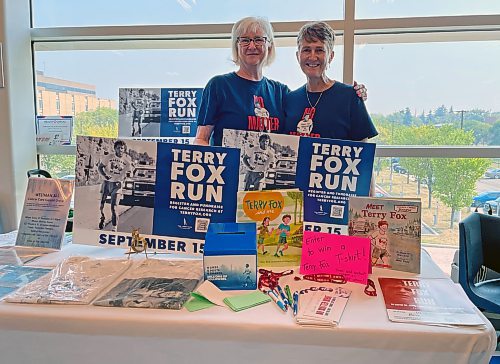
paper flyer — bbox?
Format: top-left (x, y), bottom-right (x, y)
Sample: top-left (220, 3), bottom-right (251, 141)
top-left (16, 177), bottom-right (73, 250)
top-left (35, 115), bottom-right (73, 146)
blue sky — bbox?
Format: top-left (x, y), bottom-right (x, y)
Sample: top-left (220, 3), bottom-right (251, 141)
top-left (33, 1), bottom-right (500, 115)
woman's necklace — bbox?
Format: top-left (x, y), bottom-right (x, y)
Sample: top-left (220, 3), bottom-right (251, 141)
top-left (306, 89), bottom-right (323, 110)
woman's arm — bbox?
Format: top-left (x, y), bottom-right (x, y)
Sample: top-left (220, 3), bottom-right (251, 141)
top-left (193, 125), bottom-right (215, 146)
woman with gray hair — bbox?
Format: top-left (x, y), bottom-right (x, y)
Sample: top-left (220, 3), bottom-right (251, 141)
top-left (195, 16), bottom-right (289, 146)
top-left (283, 21), bottom-right (377, 141)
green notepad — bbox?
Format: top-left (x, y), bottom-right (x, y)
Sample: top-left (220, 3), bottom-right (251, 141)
top-left (223, 291), bottom-right (271, 312)
top-left (185, 293), bottom-right (216, 312)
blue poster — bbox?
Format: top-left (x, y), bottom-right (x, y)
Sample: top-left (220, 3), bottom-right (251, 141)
top-left (160, 88), bottom-right (203, 138)
top-left (118, 87), bottom-right (202, 142)
top-left (295, 137), bottom-right (376, 226)
top-left (153, 143), bottom-right (240, 240)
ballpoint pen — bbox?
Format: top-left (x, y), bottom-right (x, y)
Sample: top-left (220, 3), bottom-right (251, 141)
top-left (276, 284), bottom-right (289, 308)
top-left (285, 284), bottom-right (293, 305)
top-left (267, 290), bottom-right (287, 312)
top-left (293, 291), bottom-right (299, 316)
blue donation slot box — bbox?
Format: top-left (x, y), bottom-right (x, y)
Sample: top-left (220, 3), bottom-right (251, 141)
top-left (203, 222), bottom-right (257, 290)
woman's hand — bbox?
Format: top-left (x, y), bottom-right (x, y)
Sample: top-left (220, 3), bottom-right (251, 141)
top-left (354, 81), bottom-right (368, 101)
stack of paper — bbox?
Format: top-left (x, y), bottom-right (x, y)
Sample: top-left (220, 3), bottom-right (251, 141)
top-left (223, 291), bottom-right (270, 312)
top-left (295, 287), bottom-right (351, 328)
top-left (185, 280), bottom-right (271, 312)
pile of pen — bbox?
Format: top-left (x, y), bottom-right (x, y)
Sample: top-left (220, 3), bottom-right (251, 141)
top-left (263, 284), bottom-right (299, 316)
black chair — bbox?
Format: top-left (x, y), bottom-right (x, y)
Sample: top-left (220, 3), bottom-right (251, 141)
top-left (458, 213), bottom-right (500, 330)
top-left (27, 169), bottom-right (52, 178)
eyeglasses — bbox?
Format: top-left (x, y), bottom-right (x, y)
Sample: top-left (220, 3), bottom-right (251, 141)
top-left (237, 36), bottom-right (268, 47)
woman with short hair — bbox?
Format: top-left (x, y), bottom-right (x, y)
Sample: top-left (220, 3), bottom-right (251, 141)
top-left (283, 21), bottom-right (377, 141)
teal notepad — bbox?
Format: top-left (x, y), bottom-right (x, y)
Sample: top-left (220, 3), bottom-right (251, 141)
top-left (223, 291), bottom-right (271, 312)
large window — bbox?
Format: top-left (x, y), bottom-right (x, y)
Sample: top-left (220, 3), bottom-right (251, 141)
top-left (355, 39), bottom-right (500, 146)
top-left (32, 0), bottom-right (344, 27)
top-left (356, 0), bottom-right (500, 19)
top-left (31, 2), bottom-right (500, 249)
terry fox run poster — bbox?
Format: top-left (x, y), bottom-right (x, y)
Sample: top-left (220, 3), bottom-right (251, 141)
top-left (223, 129), bottom-right (376, 235)
top-left (73, 136), bottom-right (240, 255)
top-left (118, 87), bottom-right (202, 144)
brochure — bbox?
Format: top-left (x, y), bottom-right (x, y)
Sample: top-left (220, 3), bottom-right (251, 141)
top-left (16, 177), bottom-right (73, 250)
top-left (295, 287), bottom-right (351, 328)
top-left (378, 277), bottom-right (485, 327)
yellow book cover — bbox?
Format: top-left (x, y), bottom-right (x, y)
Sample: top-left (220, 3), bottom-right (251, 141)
top-left (236, 190), bottom-right (303, 267)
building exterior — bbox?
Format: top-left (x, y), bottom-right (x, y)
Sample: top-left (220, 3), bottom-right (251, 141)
top-left (36, 71), bottom-right (116, 116)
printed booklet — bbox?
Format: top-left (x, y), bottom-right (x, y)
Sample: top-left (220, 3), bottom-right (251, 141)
top-left (348, 197), bottom-right (421, 273)
top-left (16, 177), bottom-right (74, 250)
top-left (118, 87), bottom-right (202, 144)
top-left (223, 129), bottom-right (375, 235)
top-left (236, 189), bottom-right (303, 267)
top-left (378, 277), bottom-right (485, 327)
top-left (73, 136), bottom-right (240, 255)
top-left (295, 286), bottom-right (351, 328)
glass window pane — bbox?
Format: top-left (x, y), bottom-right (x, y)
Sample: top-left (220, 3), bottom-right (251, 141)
top-left (373, 157), bottom-right (500, 248)
top-left (356, 0), bottom-right (500, 19)
top-left (354, 39), bottom-right (500, 146)
top-left (39, 154), bottom-right (76, 178)
top-left (32, 0), bottom-right (343, 28)
top-left (34, 41), bottom-right (343, 120)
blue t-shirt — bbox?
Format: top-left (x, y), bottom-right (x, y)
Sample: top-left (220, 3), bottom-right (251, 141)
top-left (197, 72), bottom-right (290, 146)
top-left (283, 82), bottom-right (378, 141)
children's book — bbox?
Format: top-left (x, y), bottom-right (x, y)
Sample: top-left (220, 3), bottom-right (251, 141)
top-left (236, 190), bottom-right (303, 267)
top-left (223, 129), bottom-right (376, 235)
top-left (378, 277), bottom-right (485, 327)
top-left (348, 197), bottom-right (421, 273)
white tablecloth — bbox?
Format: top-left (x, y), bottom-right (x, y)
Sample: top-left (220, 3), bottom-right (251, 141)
top-left (0, 245), bottom-right (496, 364)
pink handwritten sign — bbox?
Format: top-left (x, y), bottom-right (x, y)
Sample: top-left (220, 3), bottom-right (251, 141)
top-left (300, 231), bottom-right (371, 284)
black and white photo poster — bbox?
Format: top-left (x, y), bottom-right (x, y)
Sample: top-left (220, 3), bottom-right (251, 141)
top-left (118, 87), bottom-right (202, 144)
